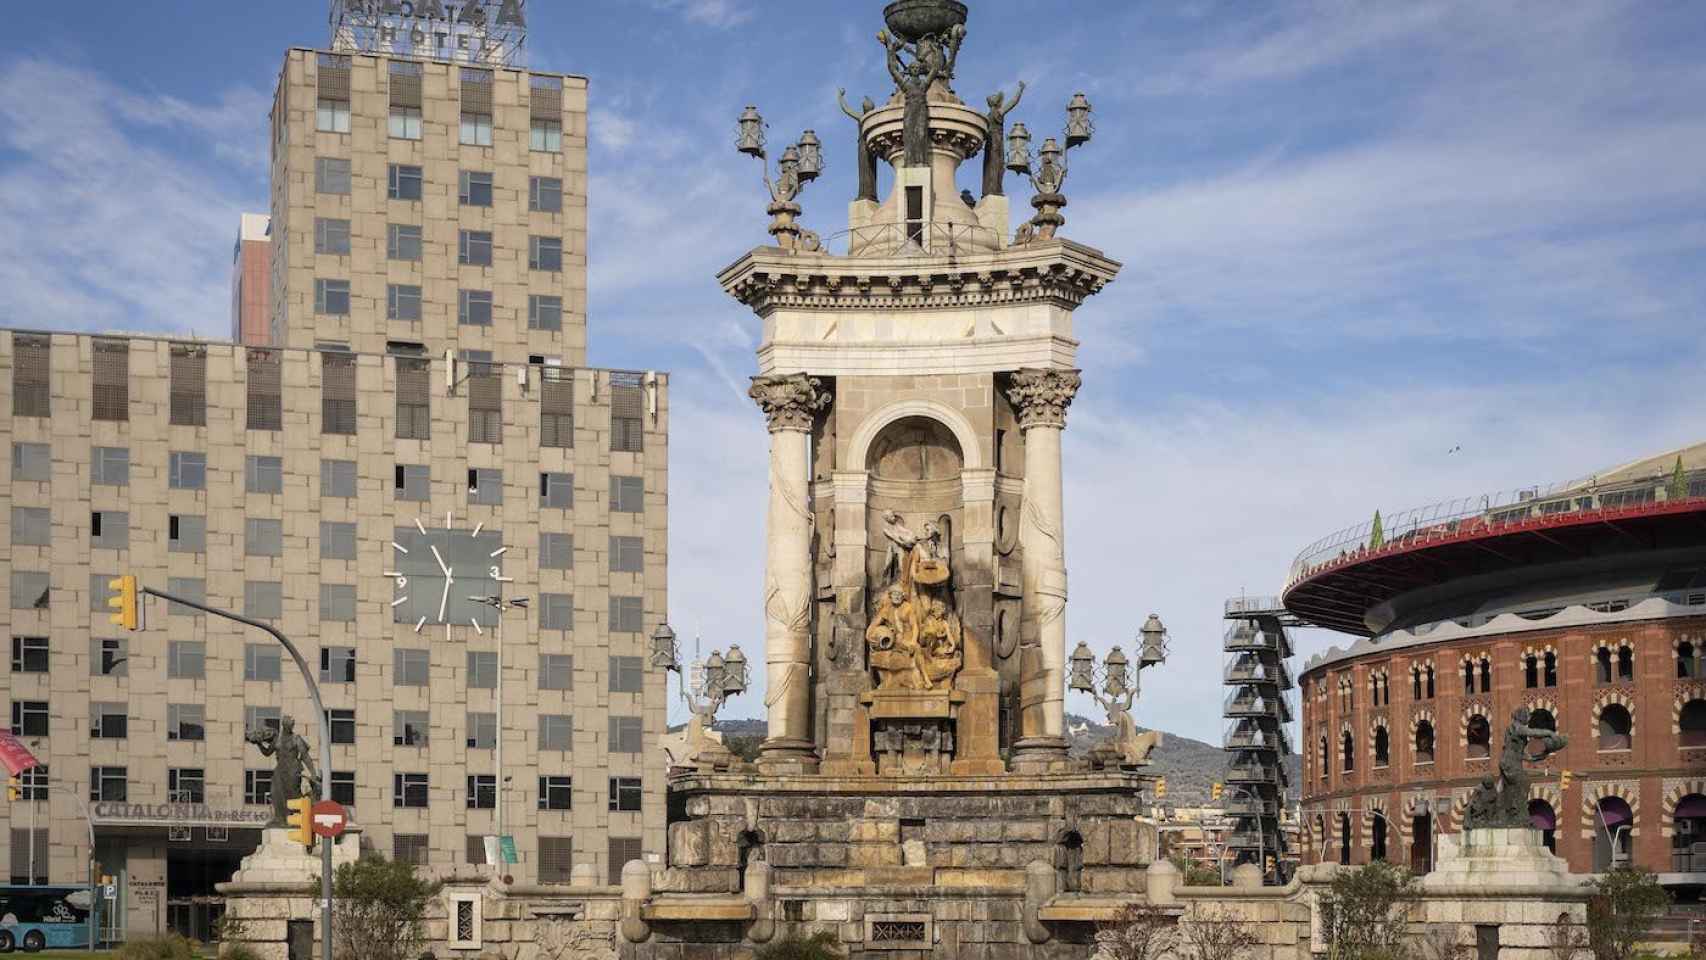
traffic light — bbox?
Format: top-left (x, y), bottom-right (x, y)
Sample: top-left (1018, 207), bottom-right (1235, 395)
top-left (106, 575), bottom-right (138, 631)
top-left (1560, 769), bottom-right (1573, 790)
top-left (5, 778), bottom-right (20, 802)
top-left (1211, 782), bottom-right (1224, 802)
top-left (1155, 777), bottom-right (1167, 800)
top-left (285, 796), bottom-right (316, 851)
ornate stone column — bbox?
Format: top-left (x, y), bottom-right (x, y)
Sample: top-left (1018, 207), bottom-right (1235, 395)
top-left (749, 374), bottom-right (831, 772)
top-left (1006, 368), bottom-right (1081, 768)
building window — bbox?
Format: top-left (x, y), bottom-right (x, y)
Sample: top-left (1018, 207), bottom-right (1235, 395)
top-left (609, 716), bottom-right (643, 754)
top-left (245, 583), bottom-right (281, 620)
top-left (1544, 651), bottom-right (1558, 687)
top-left (316, 156), bottom-right (351, 194)
top-left (468, 361), bottom-right (502, 443)
top-left (389, 106), bottom-right (422, 140)
top-left (540, 654), bottom-right (573, 690)
top-left (244, 770), bottom-right (274, 806)
top-left (539, 715), bottom-right (573, 751)
top-left (539, 836), bottom-right (574, 883)
top-left (541, 472), bottom-right (573, 508)
top-left (167, 640), bottom-right (206, 680)
top-left (1480, 658), bottom-right (1492, 693)
top-left (12, 443), bottom-right (50, 482)
top-left (529, 236), bottom-right (563, 272)
top-left (611, 475), bottom-right (644, 512)
top-left (531, 119), bottom-right (562, 152)
top-left (467, 713), bottom-right (497, 750)
top-left (539, 777), bottom-right (572, 811)
top-left (467, 774), bottom-right (497, 809)
top-left (245, 643), bottom-right (282, 682)
top-left (16, 767), bottom-right (47, 803)
top-left (1414, 720), bottom-right (1435, 763)
top-left (394, 773), bottom-right (429, 808)
top-left (1599, 704), bottom-right (1633, 751)
top-left (610, 379), bottom-right (645, 452)
top-left (608, 838), bottom-right (642, 886)
top-left (10, 827), bottom-right (48, 885)
top-left (536, 371), bottom-right (573, 451)
top-left (247, 348), bottom-right (283, 430)
top-left (1467, 714), bottom-right (1492, 759)
top-left (540, 533), bottom-right (573, 570)
top-left (331, 771), bottom-right (356, 807)
top-left (168, 704), bottom-right (205, 742)
top-left (1341, 731), bottom-right (1355, 773)
top-left (387, 223), bottom-right (423, 261)
top-left (467, 468), bottom-right (503, 505)
top-left (1373, 726), bottom-right (1390, 767)
top-left (90, 510), bottom-right (128, 551)
top-left (12, 636), bottom-right (49, 673)
top-left (92, 637), bottom-right (126, 676)
top-left (396, 357), bottom-right (432, 440)
top-left (609, 777), bottom-right (642, 812)
top-left (316, 98), bottom-right (351, 133)
top-left (164, 577), bottom-right (204, 616)
top-left (460, 113), bottom-right (493, 146)
top-left (1525, 654), bottom-right (1539, 689)
top-left (530, 176), bottom-right (563, 213)
top-left (458, 289), bottom-right (493, 326)
top-left (166, 767), bottom-right (203, 804)
top-left (169, 343), bottom-right (207, 426)
top-left (315, 278), bottom-right (351, 315)
top-left (91, 766), bottom-right (128, 802)
top-left (11, 507), bottom-right (49, 547)
top-left (610, 596), bottom-right (644, 634)
top-left (245, 707), bottom-right (282, 735)
top-left (388, 165), bottom-right (424, 203)
top-left (12, 334), bottom-right (50, 417)
top-left (539, 593), bottom-right (573, 631)
top-left (1596, 646), bottom-right (1614, 684)
top-left (314, 584), bottom-right (348, 625)
top-left (610, 536), bottom-right (644, 574)
top-left (327, 708), bottom-right (356, 745)
top-left (321, 459), bottom-right (358, 499)
top-left (393, 834), bottom-right (429, 866)
top-left (529, 294), bottom-right (564, 332)
top-left (609, 656), bottom-right (644, 694)
top-left (394, 711), bottom-right (429, 747)
top-left (388, 283), bottom-right (423, 321)
top-left (320, 522), bottom-right (357, 561)
top-left (10, 700), bottom-right (49, 737)
top-left (395, 463), bottom-right (431, 501)
top-left (92, 446), bottom-right (130, 486)
top-left (1617, 646), bottom-right (1635, 682)
top-left (246, 518), bottom-right (284, 557)
top-left (467, 651), bottom-right (498, 689)
top-left (459, 230), bottom-right (494, 266)
top-left (169, 451), bottom-right (207, 490)
top-left (320, 646), bottom-right (357, 684)
top-left (1682, 642), bottom-right (1702, 681)
top-left (10, 571), bottom-right (50, 610)
top-left (92, 338), bottom-right (129, 421)
top-left (168, 514), bottom-right (206, 553)
top-left (315, 217), bottom-right (352, 256)
top-left (459, 170), bottom-right (494, 206)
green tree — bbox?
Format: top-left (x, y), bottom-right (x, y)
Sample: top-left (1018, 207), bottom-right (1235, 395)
top-left (329, 853), bottom-right (442, 960)
top-left (1669, 455), bottom-right (1688, 501)
top-left (754, 931), bottom-right (843, 960)
top-left (1586, 867), bottom-right (1668, 960)
top-left (1370, 510), bottom-right (1385, 550)
top-left (1324, 861), bottom-right (1419, 960)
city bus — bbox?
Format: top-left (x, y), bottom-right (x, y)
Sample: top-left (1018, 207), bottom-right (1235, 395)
top-left (0, 884), bottom-right (94, 952)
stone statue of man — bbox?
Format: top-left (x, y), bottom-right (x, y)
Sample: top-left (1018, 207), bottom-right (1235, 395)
top-left (982, 81), bottom-right (1025, 198)
top-left (837, 89), bottom-right (879, 203)
top-left (882, 32), bottom-right (946, 168)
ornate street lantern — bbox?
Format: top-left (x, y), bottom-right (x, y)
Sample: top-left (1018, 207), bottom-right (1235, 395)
top-left (1064, 92), bottom-right (1094, 148)
top-left (722, 645), bottom-right (749, 695)
top-left (1139, 613), bottom-right (1168, 666)
top-left (1103, 646), bottom-right (1130, 699)
top-left (649, 622), bottom-right (679, 670)
top-left (736, 106), bottom-right (767, 156)
top-left (703, 651), bottom-right (727, 699)
top-left (1068, 641), bottom-right (1096, 693)
top-left (777, 144), bottom-right (801, 181)
top-left (795, 130), bottom-right (823, 182)
top-left (1005, 121), bottom-right (1034, 173)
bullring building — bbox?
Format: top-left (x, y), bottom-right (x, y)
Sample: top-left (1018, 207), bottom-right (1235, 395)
top-left (0, 32), bottom-right (669, 944)
top-left (1289, 443), bottom-right (1706, 889)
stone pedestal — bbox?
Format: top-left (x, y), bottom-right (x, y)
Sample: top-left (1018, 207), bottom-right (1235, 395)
top-left (974, 194), bottom-right (1010, 246)
top-left (217, 828), bottom-right (363, 960)
top-left (1418, 828), bottom-right (1590, 960)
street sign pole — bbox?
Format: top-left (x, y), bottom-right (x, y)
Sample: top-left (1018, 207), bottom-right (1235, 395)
top-left (142, 587), bottom-right (336, 960)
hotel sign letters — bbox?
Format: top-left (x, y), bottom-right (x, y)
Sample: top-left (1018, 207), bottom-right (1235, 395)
top-left (91, 801), bottom-right (273, 828)
top-left (335, 1), bottom-right (527, 64)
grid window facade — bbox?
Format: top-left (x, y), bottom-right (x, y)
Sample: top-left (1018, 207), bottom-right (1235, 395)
top-left (531, 119), bottom-right (562, 152)
top-left (169, 451), bottom-right (207, 489)
top-left (315, 217), bottom-right (352, 255)
top-left (321, 583), bottom-right (358, 622)
top-left (394, 773), bottom-right (429, 808)
top-left (246, 581), bottom-right (283, 619)
top-left (316, 156), bottom-right (351, 194)
top-left (245, 643), bottom-right (282, 682)
top-left (11, 507), bottom-right (50, 546)
top-left (539, 715), bottom-right (573, 751)
top-left (316, 98), bottom-right (351, 133)
top-left (92, 338), bottom-right (129, 421)
top-left (92, 766), bottom-right (128, 802)
top-left (609, 777), bottom-right (642, 812)
top-left (610, 536), bottom-right (644, 573)
top-left (167, 704), bottom-right (205, 742)
top-left (167, 640), bottom-right (205, 680)
top-left (12, 636), bottom-right (49, 673)
top-left (247, 455), bottom-right (284, 493)
top-left (245, 770), bottom-right (274, 806)
top-left (541, 472), bottom-right (573, 508)
top-left (530, 176), bottom-right (563, 213)
top-left (611, 380), bottom-right (645, 452)
top-left (246, 707), bottom-right (281, 734)
top-left (611, 475), bottom-right (644, 512)
top-left (331, 771), bottom-right (356, 807)
top-left (11, 700), bottom-right (48, 737)
top-left (459, 289), bottom-right (493, 326)
top-left (540, 654), bottom-right (574, 690)
top-left (467, 651), bottom-right (498, 689)
top-left (320, 460), bottom-right (357, 500)
top-left (327, 708), bottom-right (356, 744)
top-left (388, 223), bottom-right (423, 261)
top-left (540, 533), bottom-right (573, 570)
top-left (91, 511), bottom-right (128, 550)
top-left (389, 164), bottom-right (423, 200)
top-left (246, 518), bottom-right (284, 557)
top-left (389, 283), bottom-right (423, 321)
top-left (315, 278), bottom-right (351, 315)
top-left (609, 716), bottom-right (643, 754)
top-left (168, 768), bottom-right (206, 803)
top-left (169, 344), bottom-right (207, 426)
top-left (467, 713), bottom-right (497, 750)
top-left (467, 775), bottom-right (496, 809)
top-left (394, 834), bottom-right (429, 865)
top-left (529, 294), bottom-right (564, 332)
top-left (459, 230), bottom-right (494, 266)
top-left (165, 577), bottom-right (204, 616)
top-left (12, 334), bottom-right (49, 417)
top-left (539, 836), bottom-right (574, 882)
top-left (92, 446), bottom-right (130, 486)
top-left (396, 357), bottom-right (432, 439)
top-left (608, 838), bottom-right (642, 886)
top-left (461, 113), bottom-right (494, 146)
top-left (395, 464), bottom-right (430, 500)
top-left (540, 593), bottom-right (573, 631)
top-left (468, 467), bottom-right (503, 504)
top-left (468, 361), bottom-right (502, 443)
top-left (389, 106), bottom-right (423, 140)
top-left (12, 443), bottom-right (50, 482)
top-left (530, 235), bottom-right (563, 272)
top-left (321, 521), bottom-right (357, 560)
top-left (539, 777), bottom-right (572, 812)
top-left (395, 648), bottom-right (430, 686)
top-left (459, 170), bottom-right (494, 206)
top-left (395, 710), bottom-right (429, 747)
top-left (610, 596), bottom-right (644, 634)
top-left (10, 571), bottom-right (49, 610)
top-left (92, 637), bottom-right (126, 676)
top-left (91, 703), bottom-right (128, 739)
top-left (609, 656), bottom-right (644, 694)
top-left (246, 349), bottom-right (283, 430)
top-left (540, 367), bottom-right (573, 446)
top-left (321, 646), bottom-right (357, 683)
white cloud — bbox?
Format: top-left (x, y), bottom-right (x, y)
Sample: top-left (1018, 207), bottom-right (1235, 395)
top-left (648, 0), bottom-right (753, 30)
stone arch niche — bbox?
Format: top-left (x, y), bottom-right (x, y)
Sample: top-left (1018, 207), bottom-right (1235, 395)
top-left (865, 415), bottom-right (966, 606)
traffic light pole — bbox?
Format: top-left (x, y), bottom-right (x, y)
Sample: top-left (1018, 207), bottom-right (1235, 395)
top-left (140, 588), bottom-right (334, 960)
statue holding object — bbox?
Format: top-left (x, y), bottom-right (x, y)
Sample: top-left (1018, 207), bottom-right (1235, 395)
top-left (879, 25), bottom-right (963, 168)
top-left (1462, 708), bottom-right (1569, 830)
top-left (246, 717), bottom-right (320, 827)
top-left (838, 89), bottom-right (881, 202)
top-left (868, 513), bottom-right (964, 692)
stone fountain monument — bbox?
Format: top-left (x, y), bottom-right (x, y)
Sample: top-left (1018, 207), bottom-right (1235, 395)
top-left (624, 3), bottom-right (1166, 955)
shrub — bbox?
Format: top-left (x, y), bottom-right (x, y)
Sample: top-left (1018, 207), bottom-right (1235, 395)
top-left (114, 934), bottom-right (200, 960)
top-left (1587, 868), bottom-right (1669, 960)
top-left (330, 852), bottom-right (442, 960)
top-left (1178, 905), bottom-right (1260, 960)
top-left (1324, 860), bottom-right (1419, 960)
top-left (753, 931), bottom-right (843, 960)
top-left (1095, 902), bottom-right (1179, 960)
top-left (221, 944), bottom-right (266, 960)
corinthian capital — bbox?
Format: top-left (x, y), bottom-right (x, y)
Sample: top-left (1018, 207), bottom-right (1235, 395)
top-left (1006, 368), bottom-right (1082, 430)
top-left (749, 373), bottom-right (832, 433)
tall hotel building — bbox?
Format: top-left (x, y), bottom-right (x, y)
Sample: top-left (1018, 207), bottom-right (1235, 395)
top-left (0, 27), bottom-right (669, 943)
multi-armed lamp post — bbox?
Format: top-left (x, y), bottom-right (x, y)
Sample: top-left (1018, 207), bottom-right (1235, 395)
top-left (651, 623), bottom-right (749, 766)
top-left (736, 106), bottom-right (824, 253)
top-left (1007, 92), bottom-right (1095, 242)
top-left (1068, 614), bottom-right (1168, 767)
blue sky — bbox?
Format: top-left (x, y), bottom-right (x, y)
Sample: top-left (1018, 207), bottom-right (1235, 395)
top-left (2, 1), bottom-right (1704, 743)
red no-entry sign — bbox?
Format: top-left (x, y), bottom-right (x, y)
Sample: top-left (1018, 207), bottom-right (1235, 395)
top-left (310, 800), bottom-right (349, 838)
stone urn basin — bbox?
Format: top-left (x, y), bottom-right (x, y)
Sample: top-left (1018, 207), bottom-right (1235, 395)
top-left (883, 0), bottom-right (968, 41)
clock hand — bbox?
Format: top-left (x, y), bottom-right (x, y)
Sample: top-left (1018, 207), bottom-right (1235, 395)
top-left (430, 544), bottom-right (450, 577)
top-left (438, 574), bottom-right (453, 623)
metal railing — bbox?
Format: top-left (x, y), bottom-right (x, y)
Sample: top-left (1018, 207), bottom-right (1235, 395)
top-left (1225, 596), bottom-right (1286, 617)
top-left (829, 220), bottom-right (1001, 259)
top-left (1288, 465), bottom-right (1706, 590)
top-left (1224, 797), bottom-right (1280, 819)
top-left (1225, 726), bottom-right (1290, 754)
top-left (1224, 625), bottom-right (1286, 652)
top-left (1224, 659), bottom-right (1295, 686)
top-left (1227, 764), bottom-right (1279, 783)
top-left (1224, 693), bottom-right (1292, 722)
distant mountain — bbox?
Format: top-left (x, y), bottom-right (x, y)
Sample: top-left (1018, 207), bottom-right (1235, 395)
top-left (684, 715), bottom-right (1298, 806)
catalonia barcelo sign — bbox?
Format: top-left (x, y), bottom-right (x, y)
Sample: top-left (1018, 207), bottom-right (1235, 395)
top-left (91, 802), bottom-right (272, 827)
top-left (340, 0), bottom-right (526, 29)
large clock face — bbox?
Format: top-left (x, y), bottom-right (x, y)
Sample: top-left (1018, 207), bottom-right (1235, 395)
top-left (388, 515), bottom-right (507, 632)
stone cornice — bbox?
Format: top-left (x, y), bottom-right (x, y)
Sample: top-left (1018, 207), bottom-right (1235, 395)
top-left (718, 239), bottom-right (1121, 316)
